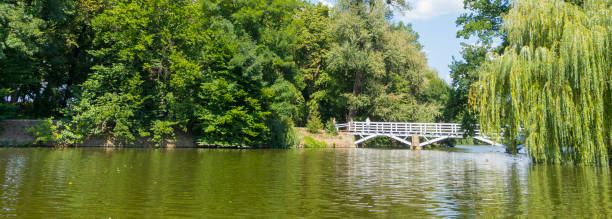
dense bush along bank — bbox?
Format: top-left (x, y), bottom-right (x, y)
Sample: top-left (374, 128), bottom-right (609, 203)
top-left (0, 0), bottom-right (447, 148)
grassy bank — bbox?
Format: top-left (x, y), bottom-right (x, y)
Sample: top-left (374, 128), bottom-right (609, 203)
top-left (295, 128), bottom-right (355, 148)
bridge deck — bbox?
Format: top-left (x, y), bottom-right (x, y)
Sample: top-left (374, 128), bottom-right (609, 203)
top-left (336, 122), bottom-right (500, 147)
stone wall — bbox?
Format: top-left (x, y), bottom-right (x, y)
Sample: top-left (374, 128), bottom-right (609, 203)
top-left (0, 120), bottom-right (41, 146)
top-left (0, 120), bottom-right (197, 147)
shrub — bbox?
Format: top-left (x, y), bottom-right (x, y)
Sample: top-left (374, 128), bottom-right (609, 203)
top-left (150, 120), bottom-right (177, 147)
top-left (324, 119), bottom-right (338, 136)
top-left (305, 100), bottom-right (323, 134)
top-left (306, 114), bottom-right (323, 134)
top-left (302, 136), bottom-right (327, 148)
top-left (26, 118), bottom-right (59, 145)
top-left (268, 118), bottom-right (299, 148)
top-left (56, 125), bottom-right (84, 147)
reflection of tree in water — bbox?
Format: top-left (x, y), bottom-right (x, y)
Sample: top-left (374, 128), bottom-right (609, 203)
top-left (526, 165), bottom-right (612, 217)
top-left (0, 148), bottom-right (610, 217)
top-left (337, 149), bottom-right (535, 217)
top-left (424, 151), bottom-right (530, 217)
top-left (0, 154), bottom-right (26, 215)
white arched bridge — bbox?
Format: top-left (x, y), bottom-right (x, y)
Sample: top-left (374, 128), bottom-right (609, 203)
top-left (336, 122), bottom-right (502, 149)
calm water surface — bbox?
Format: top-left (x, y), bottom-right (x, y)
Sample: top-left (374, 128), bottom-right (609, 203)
top-left (0, 146), bottom-right (610, 217)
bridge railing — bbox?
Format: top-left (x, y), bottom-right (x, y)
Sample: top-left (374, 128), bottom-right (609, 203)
top-left (337, 122), bottom-right (469, 137)
top-left (335, 121), bottom-right (507, 146)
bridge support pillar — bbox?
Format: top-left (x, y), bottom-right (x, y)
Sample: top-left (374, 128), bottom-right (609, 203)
top-left (411, 134), bottom-right (421, 150)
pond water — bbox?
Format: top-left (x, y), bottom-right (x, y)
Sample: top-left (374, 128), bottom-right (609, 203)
top-left (0, 146), bottom-right (610, 217)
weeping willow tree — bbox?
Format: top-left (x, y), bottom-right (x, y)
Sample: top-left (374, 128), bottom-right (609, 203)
top-left (471, 0), bottom-right (611, 164)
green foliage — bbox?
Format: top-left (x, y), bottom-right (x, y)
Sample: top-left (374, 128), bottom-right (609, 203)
top-left (448, 0), bottom-right (509, 135)
top-left (0, 1), bottom-right (45, 118)
top-left (0, 2), bottom-right (45, 58)
top-left (302, 136), bottom-right (327, 148)
top-left (324, 119), bottom-right (338, 136)
top-left (1, 0), bottom-right (108, 118)
top-left (54, 123), bottom-right (84, 147)
top-left (26, 118), bottom-right (59, 144)
top-left (472, 0), bottom-right (611, 165)
top-left (194, 78), bottom-right (270, 146)
top-left (1, 0), bottom-right (448, 148)
top-left (306, 114), bottom-right (323, 134)
top-left (306, 117), bottom-right (323, 134)
top-left (267, 119), bottom-right (299, 148)
top-left (150, 120), bottom-right (177, 147)
top-left (445, 45), bottom-right (491, 135)
top-left (69, 91), bottom-right (141, 145)
top-left (267, 79), bottom-right (304, 148)
top-left (322, 0), bottom-right (447, 123)
top-left (456, 0), bottom-right (510, 44)
top-left (292, 4), bottom-right (332, 126)
top-left (306, 101), bottom-right (324, 134)
top-left (452, 0), bottom-right (587, 132)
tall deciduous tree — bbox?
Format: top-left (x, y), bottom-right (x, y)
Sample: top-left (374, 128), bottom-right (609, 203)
top-left (471, 0), bottom-right (611, 164)
top-left (2, 0), bottom-right (449, 148)
top-left (445, 0), bottom-right (510, 135)
top-left (0, 0), bottom-right (108, 119)
top-left (292, 3), bottom-right (332, 125)
top-left (324, 0), bottom-right (446, 123)
top-left (0, 1), bottom-right (44, 119)
top-left (64, 0), bottom-right (306, 147)
top-left (456, 0), bottom-right (510, 44)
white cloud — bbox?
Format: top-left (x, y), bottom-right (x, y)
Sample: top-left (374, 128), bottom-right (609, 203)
top-left (422, 49), bottom-right (431, 57)
top-left (399, 0), bottom-right (465, 21)
top-left (317, 0), bottom-right (334, 7)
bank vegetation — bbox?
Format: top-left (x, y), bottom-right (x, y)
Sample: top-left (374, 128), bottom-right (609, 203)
top-left (0, 0), bottom-right (447, 148)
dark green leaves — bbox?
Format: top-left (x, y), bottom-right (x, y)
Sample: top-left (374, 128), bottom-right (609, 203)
top-left (2, 0), bottom-right (448, 148)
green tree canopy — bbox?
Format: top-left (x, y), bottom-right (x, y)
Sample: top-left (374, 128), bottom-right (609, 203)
top-left (323, 0), bottom-right (446, 123)
top-left (456, 0), bottom-right (510, 44)
top-left (472, 0), bottom-right (611, 164)
top-left (1, 0), bottom-right (448, 148)
top-left (445, 0), bottom-right (510, 139)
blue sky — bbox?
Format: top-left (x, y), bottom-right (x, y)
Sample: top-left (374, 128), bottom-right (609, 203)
top-left (314, 0), bottom-right (470, 84)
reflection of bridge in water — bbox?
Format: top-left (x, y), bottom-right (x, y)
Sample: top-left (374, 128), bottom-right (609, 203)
top-left (336, 122), bottom-right (502, 149)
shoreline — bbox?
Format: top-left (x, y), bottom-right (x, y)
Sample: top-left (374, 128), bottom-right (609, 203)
top-left (1, 120), bottom-right (355, 149)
